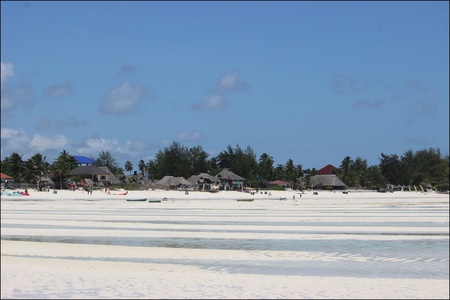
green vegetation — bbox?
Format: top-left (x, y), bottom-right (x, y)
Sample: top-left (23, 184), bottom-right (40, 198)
top-left (1, 144), bottom-right (448, 192)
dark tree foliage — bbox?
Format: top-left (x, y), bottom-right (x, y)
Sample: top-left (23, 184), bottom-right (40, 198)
top-left (25, 153), bottom-right (51, 185)
top-left (258, 153), bottom-right (275, 186)
top-left (151, 142), bottom-right (210, 179)
top-left (1, 152), bottom-right (26, 183)
top-left (52, 150), bottom-right (78, 189)
top-left (379, 148), bottom-right (449, 191)
top-left (379, 153), bottom-right (403, 185)
top-left (188, 145), bottom-right (210, 175)
top-left (216, 144), bottom-right (258, 182)
top-left (95, 150), bottom-right (121, 176)
top-left (337, 156), bottom-right (386, 189)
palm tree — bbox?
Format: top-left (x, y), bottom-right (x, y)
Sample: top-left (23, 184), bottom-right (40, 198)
top-left (339, 156), bottom-right (354, 186)
top-left (274, 164), bottom-right (285, 181)
top-left (3, 152), bottom-right (25, 185)
top-left (146, 160), bottom-right (156, 180)
top-left (25, 153), bottom-right (50, 187)
top-left (125, 161), bottom-right (133, 175)
top-left (295, 164), bottom-right (304, 189)
top-left (258, 153), bottom-right (274, 182)
top-left (138, 159), bottom-right (145, 176)
top-left (285, 159), bottom-right (296, 189)
top-left (52, 150), bottom-right (78, 189)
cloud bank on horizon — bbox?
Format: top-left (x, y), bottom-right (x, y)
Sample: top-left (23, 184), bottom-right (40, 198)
top-left (1, 1), bottom-right (448, 170)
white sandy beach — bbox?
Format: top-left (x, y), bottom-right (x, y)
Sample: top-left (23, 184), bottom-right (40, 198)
top-left (1, 189), bottom-right (449, 299)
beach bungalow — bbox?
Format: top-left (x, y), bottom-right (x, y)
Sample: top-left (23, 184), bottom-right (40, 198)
top-left (1, 172), bottom-right (14, 189)
top-left (155, 176), bottom-right (193, 190)
top-left (268, 180), bottom-right (291, 189)
top-left (215, 168), bottom-right (246, 191)
top-left (187, 173), bottom-right (220, 191)
top-left (310, 174), bottom-right (346, 190)
top-left (69, 165), bottom-right (120, 186)
top-left (73, 156), bottom-right (96, 166)
top-left (37, 175), bottom-right (54, 190)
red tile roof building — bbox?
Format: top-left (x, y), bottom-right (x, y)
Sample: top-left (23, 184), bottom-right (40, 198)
top-left (317, 164), bottom-right (338, 175)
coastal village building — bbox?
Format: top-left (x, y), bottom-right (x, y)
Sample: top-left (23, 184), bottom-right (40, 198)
top-left (69, 156), bottom-right (120, 186)
top-left (154, 176), bottom-right (193, 190)
top-left (317, 164), bottom-right (338, 175)
top-left (1, 172), bottom-right (13, 189)
top-left (215, 168), bottom-right (246, 190)
top-left (187, 173), bottom-right (220, 191)
top-left (268, 180), bottom-right (291, 189)
top-left (310, 174), bottom-right (346, 190)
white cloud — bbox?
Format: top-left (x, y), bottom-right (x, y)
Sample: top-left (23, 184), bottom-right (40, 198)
top-left (215, 69), bottom-right (249, 92)
top-left (193, 69), bottom-right (249, 111)
top-left (193, 93), bottom-right (228, 110)
top-left (0, 127), bottom-right (158, 167)
top-left (28, 134), bottom-right (70, 152)
top-left (176, 130), bottom-right (203, 142)
top-left (1, 128), bottom-right (69, 158)
top-left (1, 61), bottom-right (15, 85)
top-left (77, 138), bottom-right (122, 154)
top-left (99, 81), bottom-right (150, 115)
top-left (1, 127), bottom-right (26, 139)
top-left (0, 61), bottom-right (35, 113)
top-left (43, 81), bottom-right (74, 97)
top-left (1, 128), bottom-right (30, 154)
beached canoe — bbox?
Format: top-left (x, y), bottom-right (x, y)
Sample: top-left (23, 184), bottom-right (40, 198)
top-left (110, 191), bottom-right (128, 195)
top-left (235, 198), bottom-right (254, 202)
top-left (148, 199), bottom-right (162, 203)
top-left (126, 198), bottom-right (147, 202)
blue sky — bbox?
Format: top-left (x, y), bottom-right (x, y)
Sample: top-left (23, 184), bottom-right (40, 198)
top-left (1, 1), bottom-right (449, 171)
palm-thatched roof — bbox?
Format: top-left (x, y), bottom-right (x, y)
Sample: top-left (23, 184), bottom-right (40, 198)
top-left (155, 176), bottom-right (192, 187)
top-left (69, 166), bottom-right (121, 184)
top-left (70, 166), bottom-right (110, 176)
top-left (98, 167), bottom-right (121, 184)
top-left (215, 168), bottom-right (245, 181)
top-left (187, 173), bottom-right (219, 185)
top-left (310, 174), bottom-right (346, 188)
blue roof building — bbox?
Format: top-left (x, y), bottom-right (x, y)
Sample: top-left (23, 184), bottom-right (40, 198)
top-left (73, 156), bottom-right (96, 166)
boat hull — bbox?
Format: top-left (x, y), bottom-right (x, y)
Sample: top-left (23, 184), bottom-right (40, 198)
top-left (126, 198), bottom-right (147, 202)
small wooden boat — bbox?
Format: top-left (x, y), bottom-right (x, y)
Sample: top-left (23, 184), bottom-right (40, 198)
top-left (148, 199), bottom-right (162, 203)
top-left (235, 198), bottom-right (254, 202)
top-left (126, 198), bottom-right (147, 202)
top-left (110, 191), bottom-right (128, 195)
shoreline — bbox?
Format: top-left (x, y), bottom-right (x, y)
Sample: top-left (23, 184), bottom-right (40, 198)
top-left (2, 188), bottom-right (449, 202)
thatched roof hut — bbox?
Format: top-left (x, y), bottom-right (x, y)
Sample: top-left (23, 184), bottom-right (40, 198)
top-left (188, 173), bottom-right (220, 191)
top-left (155, 176), bottom-right (193, 190)
top-left (215, 168), bottom-right (245, 190)
top-left (310, 174), bottom-right (346, 190)
top-left (69, 166), bottom-right (121, 185)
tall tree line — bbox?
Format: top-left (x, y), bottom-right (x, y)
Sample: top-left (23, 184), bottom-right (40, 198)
top-left (1, 145), bottom-right (448, 191)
